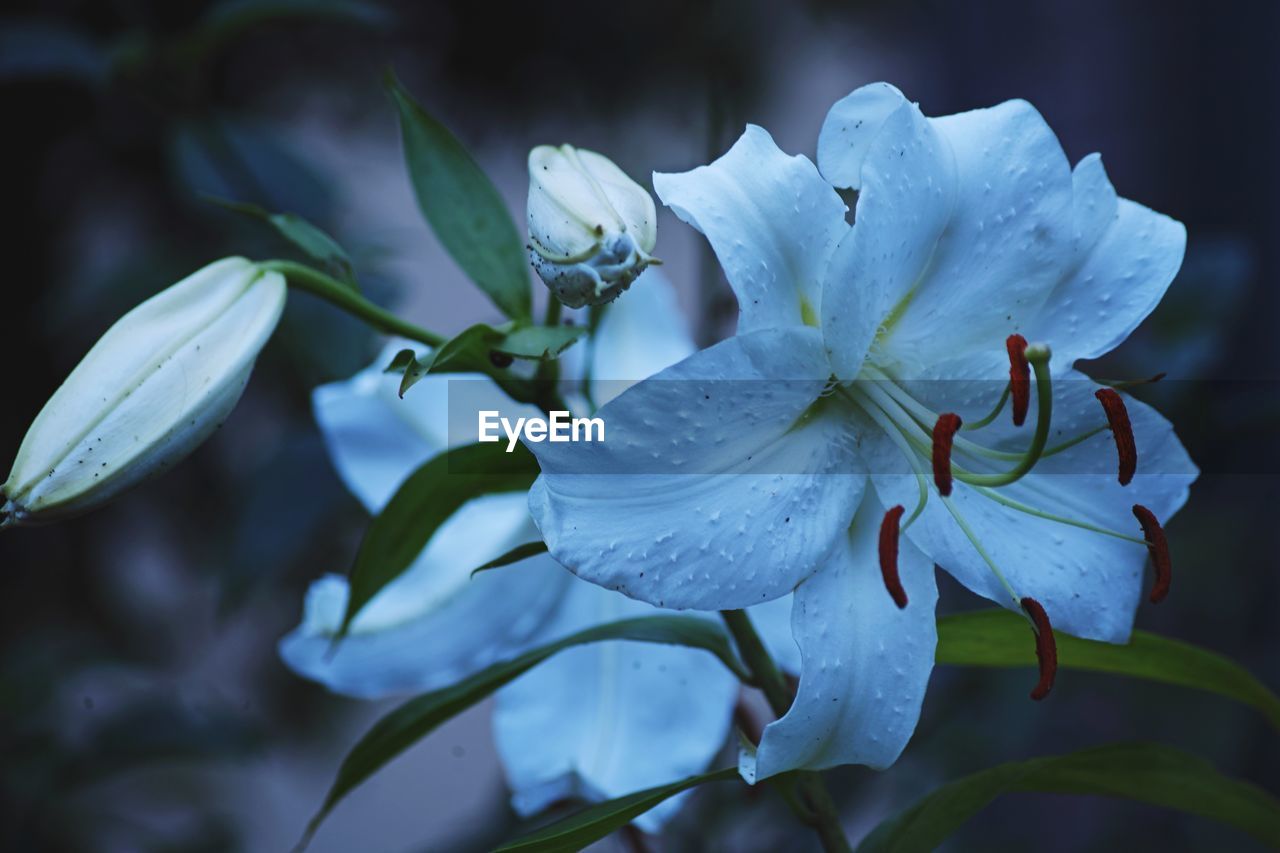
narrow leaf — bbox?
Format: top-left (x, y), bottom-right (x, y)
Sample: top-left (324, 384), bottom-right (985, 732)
top-left (383, 322), bottom-right (582, 401)
top-left (206, 195), bottom-right (358, 288)
top-left (300, 617), bottom-right (750, 845)
top-left (470, 540), bottom-right (548, 577)
top-left (494, 767), bottom-right (740, 852)
top-left (857, 742), bottom-right (1280, 852)
top-left (336, 443), bottom-right (539, 637)
top-left (937, 609), bottom-right (1280, 729)
top-left (386, 70), bottom-right (531, 320)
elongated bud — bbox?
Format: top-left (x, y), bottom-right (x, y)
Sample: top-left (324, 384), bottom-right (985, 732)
top-left (527, 144), bottom-right (658, 308)
top-left (1, 258), bottom-right (285, 525)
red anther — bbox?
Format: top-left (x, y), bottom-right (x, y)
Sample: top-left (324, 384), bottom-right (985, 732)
top-left (1095, 388), bottom-right (1137, 486)
top-left (931, 413), bottom-right (963, 496)
top-left (878, 505), bottom-right (909, 608)
top-left (1020, 596), bottom-right (1058, 701)
top-left (1006, 334), bottom-right (1031, 426)
top-left (1132, 504), bottom-right (1172, 604)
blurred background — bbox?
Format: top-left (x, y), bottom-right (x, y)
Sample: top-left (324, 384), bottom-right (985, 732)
top-left (1, 0), bottom-right (1277, 850)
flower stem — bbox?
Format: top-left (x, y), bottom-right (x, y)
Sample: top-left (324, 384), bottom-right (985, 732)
top-left (720, 610), bottom-right (852, 853)
top-left (259, 259), bottom-right (446, 348)
top-left (535, 296), bottom-right (564, 411)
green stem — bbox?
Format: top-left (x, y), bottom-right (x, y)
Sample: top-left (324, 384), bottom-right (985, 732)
top-left (535, 297), bottom-right (564, 412)
top-left (720, 610), bottom-right (852, 853)
top-left (260, 259), bottom-right (445, 348)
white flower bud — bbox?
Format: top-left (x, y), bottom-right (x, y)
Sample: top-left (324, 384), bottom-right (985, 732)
top-left (527, 144), bottom-right (658, 308)
top-left (2, 257), bottom-right (286, 526)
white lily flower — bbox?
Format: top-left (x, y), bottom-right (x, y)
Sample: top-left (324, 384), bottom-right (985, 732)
top-left (2, 257), bottom-right (285, 526)
top-left (527, 144), bottom-right (658, 308)
top-left (528, 83), bottom-right (1198, 782)
top-left (278, 271), bottom-right (793, 830)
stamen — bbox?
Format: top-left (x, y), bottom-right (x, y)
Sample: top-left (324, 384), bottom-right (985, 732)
top-left (931, 413), bottom-right (963, 496)
top-left (1132, 504), bottom-right (1172, 603)
top-left (878, 505), bottom-right (909, 608)
top-left (1095, 388), bottom-right (1137, 486)
top-left (1020, 597), bottom-right (1057, 701)
top-left (1006, 334), bottom-right (1030, 426)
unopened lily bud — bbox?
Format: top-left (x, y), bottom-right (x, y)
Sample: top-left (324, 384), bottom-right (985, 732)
top-left (1, 257), bottom-right (286, 526)
top-left (527, 144), bottom-right (658, 308)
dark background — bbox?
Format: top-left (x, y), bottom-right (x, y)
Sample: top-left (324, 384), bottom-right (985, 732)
top-left (1, 1), bottom-right (1277, 850)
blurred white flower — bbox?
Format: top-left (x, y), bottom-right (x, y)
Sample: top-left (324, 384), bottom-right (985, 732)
top-left (527, 144), bottom-right (658, 308)
top-left (279, 270), bottom-right (797, 831)
top-left (2, 257), bottom-right (285, 526)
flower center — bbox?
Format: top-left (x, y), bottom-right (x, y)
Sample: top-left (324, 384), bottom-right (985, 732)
top-left (839, 335), bottom-right (1173, 700)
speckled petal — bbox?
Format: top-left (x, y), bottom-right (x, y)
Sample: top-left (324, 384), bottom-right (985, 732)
top-left (862, 371), bottom-right (1197, 643)
top-left (654, 125), bottom-right (848, 334)
top-left (529, 326), bottom-right (866, 610)
top-left (1027, 154), bottom-right (1187, 369)
top-left (744, 496), bottom-right (937, 781)
top-left (492, 580), bottom-right (738, 832)
top-left (818, 84), bottom-right (1078, 377)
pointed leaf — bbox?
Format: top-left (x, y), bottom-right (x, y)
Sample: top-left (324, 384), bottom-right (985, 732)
top-left (382, 323), bottom-right (582, 401)
top-left (494, 767), bottom-right (740, 852)
top-left (470, 540), bottom-right (548, 577)
top-left (206, 195), bottom-right (358, 288)
top-left (386, 70), bottom-right (531, 320)
top-left (857, 742), bottom-right (1280, 852)
top-left (336, 442), bottom-right (540, 637)
top-left (937, 610), bottom-right (1280, 729)
top-left (300, 617), bottom-right (750, 846)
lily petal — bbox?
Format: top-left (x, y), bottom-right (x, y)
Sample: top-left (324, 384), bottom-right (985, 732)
top-left (1028, 154), bottom-right (1188, 368)
top-left (746, 496), bottom-right (937, 781)
top-left (747, 593), bottom-right (801, 675)
top-left (819, 84), bottom-right (1077, 377)
top-left (278, 494), bottom-right (571, 698)
top-left (589, 268), bottom-right (697, 403)
top-left (864, 371), bottom-right (1197, 642)
top-left (819, 87), bottom-right (956, 380)
top-left (492, 580), bottom-right (738, 832)
top-left (529, 327), bottom-right (866, 610)
top-left (654, 125), bottom-right (848, 334)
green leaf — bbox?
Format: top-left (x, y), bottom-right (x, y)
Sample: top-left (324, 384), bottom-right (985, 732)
top-left (300, 617), bottom-right (749, 846)
top-left (383, 322), bottom-right (583, 400)
top-left (937, 610), bottom-right (1280, 729)
top-left (382, 348), bottom-right (432, 397)
top-left (385, 70), bottom-right (531, 320)
top-left (336, 443), bottom-right (540, 637)
top-left (495, 767), bottom-right (740, 852)
top-left (857, 742), bottom-right (1280, 852)
top-left (470, 540), bottom-right (548, 577)
top-left (206, 196), bottom-right (358, 289)
top-left (498, 324), bottom-right (587, 359)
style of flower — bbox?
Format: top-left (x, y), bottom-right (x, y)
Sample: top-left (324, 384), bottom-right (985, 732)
top-left (528, 83), bottom-right (1198, 782)
top-left (279, 272), bottom-right (797, 829)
